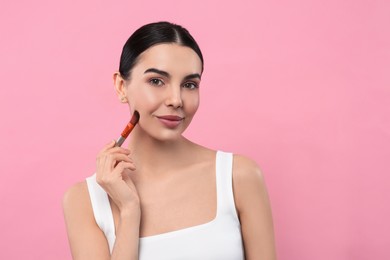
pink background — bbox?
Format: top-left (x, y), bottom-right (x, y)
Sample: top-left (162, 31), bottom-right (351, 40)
top-left (1, 0), bottom-right (389, 259)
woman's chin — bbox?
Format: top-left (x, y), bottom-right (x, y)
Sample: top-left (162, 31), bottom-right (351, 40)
top-left (152, 131), bottom-right (186, 143)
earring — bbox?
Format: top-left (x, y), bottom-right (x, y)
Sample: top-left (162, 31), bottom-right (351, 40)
top-left (121, 97), bottom-right (127, 102)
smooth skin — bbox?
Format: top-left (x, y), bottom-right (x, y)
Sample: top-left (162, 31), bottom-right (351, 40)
top-left (63, 43), bottom-right (276, 259)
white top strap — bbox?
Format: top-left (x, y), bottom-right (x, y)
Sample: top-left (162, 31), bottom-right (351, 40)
top-left (215, 151), bottom-right (239, 220)
top-left (86, 174), bottom-right (115, 253)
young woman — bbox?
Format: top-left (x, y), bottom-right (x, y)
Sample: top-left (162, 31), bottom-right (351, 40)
top-left (63, 21), bottom-right (276, 260)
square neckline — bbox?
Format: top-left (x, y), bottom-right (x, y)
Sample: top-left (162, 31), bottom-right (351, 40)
top-left (138, 150), bottom-right (222, 242)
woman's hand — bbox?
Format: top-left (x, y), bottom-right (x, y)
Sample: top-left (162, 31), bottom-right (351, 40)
top-left (96, 140), bottom-right (140, 212)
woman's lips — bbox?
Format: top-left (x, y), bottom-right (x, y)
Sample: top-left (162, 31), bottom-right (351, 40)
top-left (156, 115), bottom-right (184, 128)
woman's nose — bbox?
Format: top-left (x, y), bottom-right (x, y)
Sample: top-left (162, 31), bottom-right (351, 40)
top-left (165, 86), bottom-right (183, 108)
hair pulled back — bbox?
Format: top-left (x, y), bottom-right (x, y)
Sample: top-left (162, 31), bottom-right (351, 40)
top-left (119, 21), bottom-right (204, 80)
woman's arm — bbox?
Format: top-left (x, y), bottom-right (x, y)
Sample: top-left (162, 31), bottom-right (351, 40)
top-left (63, 182), bottom-right (111, 259)
top-left (63, 182), bottom-right (140, 260)
top-left (233, 155), bottom-right (277, 260)
top-left (63, 140), bottom-right (141, 260)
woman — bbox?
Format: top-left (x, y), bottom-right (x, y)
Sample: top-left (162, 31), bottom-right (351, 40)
top-left (63, 21), bottom-right (276, 260)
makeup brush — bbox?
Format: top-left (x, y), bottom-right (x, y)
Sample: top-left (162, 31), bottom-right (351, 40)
top-left (115, 111), bottom-right (140, 147)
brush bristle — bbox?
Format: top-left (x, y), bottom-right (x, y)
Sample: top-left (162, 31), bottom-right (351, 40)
top-left (130, 111), bottom-right (140, 125)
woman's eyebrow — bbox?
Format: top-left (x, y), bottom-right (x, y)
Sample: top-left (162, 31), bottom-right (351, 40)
top-left (144, 68), bottom-right (170, 77)
top-left (184, 73), bottom-right (201, 81)
top-left (144, 68), bottom-right (201, 80)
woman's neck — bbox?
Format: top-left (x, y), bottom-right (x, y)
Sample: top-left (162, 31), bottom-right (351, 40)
top-left (126, 128), bottom-right (195, 176)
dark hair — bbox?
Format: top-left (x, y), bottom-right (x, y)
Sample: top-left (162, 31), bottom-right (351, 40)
top-left (119, 21), bottom-right (204, 80)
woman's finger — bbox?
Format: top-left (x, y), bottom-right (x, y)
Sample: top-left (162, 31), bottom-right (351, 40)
top-left (106, 146), bottom-right (131, 155)
top-left (112, 161), bottom-right (137, 173)
top-left (100, 140), bottom-right (116, 152)
top-left (112, 156), bottom-right (134, 169)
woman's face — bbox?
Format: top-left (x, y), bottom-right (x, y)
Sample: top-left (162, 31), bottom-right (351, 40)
top-left (123, 43), bottom-right (203, 141)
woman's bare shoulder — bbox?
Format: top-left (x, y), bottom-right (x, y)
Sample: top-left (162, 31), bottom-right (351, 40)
top-left (63, 181), bottom-right (91, 216)
top-left (232, 154), bottom-right (268, 212)
top-left (232, 154), bottom-right (264, 181)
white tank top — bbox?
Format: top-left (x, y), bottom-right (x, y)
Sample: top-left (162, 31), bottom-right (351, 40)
top-left (86, 151), bottom-right (244, 259)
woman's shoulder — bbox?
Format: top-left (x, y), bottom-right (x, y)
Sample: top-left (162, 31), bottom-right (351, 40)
top-left (231, 154), bottom-right (267, 212)
top-left (232, 154), bottom-right (263, 180)
top-left (62, 180), bottom-right (91, 215)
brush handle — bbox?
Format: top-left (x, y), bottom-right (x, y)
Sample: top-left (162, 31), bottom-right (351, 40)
top-left (115, 136), bottom-right (126, 147)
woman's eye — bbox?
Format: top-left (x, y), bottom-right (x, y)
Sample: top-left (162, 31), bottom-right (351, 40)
top-left (149, 78), bottom-right (164, 86)
top-left (183, 82), bottom-right (198, 90)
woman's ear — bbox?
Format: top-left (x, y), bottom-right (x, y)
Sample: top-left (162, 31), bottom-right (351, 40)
top-left (113, 72), bottom-right (128, 103)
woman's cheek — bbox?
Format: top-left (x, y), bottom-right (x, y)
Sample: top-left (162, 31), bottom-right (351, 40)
top-left (185, 93), bottom-right (200, 115)
top-left (129, 87), bottom-right (158, 113)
